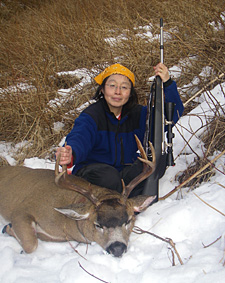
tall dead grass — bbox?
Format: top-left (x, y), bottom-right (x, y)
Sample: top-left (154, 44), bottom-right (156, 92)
top-left (0, 0), bottom-right (224, 162)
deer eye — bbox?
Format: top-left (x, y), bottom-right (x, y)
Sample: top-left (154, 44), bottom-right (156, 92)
top-left (94, 222), bottom-right (104, 232)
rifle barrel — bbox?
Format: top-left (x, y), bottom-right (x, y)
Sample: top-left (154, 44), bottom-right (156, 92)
top-left (160, 18), bottom-right (164, 64)
top-left (159, 18), bottom-right (165, 153)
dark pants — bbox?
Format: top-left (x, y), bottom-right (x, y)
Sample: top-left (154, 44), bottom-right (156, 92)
top-left (76, 155), bottom-right (167, 200)
top-left (75, 160), bottom-right (147, 198)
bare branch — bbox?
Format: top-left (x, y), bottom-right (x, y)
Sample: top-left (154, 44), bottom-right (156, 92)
top-left (78, 262), bottom-right (110, 283)
top-left (202, 236), bottom-right (222, 248)
top-left (67, 241), bottom-right (88, 261)
top-left (133, 226), bottom-right (183, 265)
top-left (184, 73), bottom-right (225, 107)
top-left (160, 149), bottom-right (225, 200)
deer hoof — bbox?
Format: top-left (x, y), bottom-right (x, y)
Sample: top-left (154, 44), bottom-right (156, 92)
top-left (2, 223), bottom-right (12, 234)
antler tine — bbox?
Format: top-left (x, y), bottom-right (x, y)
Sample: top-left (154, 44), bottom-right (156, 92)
top-left (55, 151), bottom-right (100, 206)
top-left (60, 180), bottom-right (101, 206)
top-left (122, 135), bottom-right (156, 199)
top-left (55, 152), bottom-right (67, 184)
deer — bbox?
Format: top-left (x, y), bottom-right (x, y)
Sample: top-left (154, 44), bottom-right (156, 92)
top-left (0, 135), bottom-right (156, 257)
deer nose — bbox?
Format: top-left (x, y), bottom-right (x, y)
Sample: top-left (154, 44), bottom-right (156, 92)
top-left (106, 241), bottom-right (127, 257)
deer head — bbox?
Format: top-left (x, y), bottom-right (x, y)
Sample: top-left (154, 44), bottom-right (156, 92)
top-left (54, 135), bottom-right (156, 257)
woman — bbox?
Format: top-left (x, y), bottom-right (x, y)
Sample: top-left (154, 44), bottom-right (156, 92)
top-left (56, 63), bottom-right (184, 197)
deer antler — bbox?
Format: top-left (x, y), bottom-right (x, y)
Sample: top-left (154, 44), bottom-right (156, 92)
top-left (55, 153), bottom-right (101, 206)
top-left (122, 135), bottom-right (156, 199)
top-left (55, 136), bottom-right (155, 204)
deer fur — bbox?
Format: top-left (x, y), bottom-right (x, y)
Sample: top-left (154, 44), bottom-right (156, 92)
top-left (0, 136), bottom-right (156, 257)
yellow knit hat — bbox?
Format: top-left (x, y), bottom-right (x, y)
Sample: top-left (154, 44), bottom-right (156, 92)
top-left (94, 63), bottom-right (135, 86)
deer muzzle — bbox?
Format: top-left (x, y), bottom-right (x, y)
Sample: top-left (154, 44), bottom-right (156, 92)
top-left (106, 241), bottom-right (127, 257)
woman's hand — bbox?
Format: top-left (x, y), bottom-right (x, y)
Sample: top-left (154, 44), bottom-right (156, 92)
top-left (153, 63), bottom-right (170, 82)
top-left (55, 145), bottom-right (72, 165)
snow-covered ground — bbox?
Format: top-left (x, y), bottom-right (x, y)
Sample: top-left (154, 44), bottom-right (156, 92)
top-left (0, 74), bottom-right (225, 282)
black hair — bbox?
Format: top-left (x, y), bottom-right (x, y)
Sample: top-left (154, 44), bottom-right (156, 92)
top-left (93, 76), bottom-right (138, 110)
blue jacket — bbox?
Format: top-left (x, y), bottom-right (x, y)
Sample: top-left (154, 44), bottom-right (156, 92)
top-left (66, 80), bottom-right (184, 174)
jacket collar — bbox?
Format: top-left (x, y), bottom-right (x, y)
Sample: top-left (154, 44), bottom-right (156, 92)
top-left (101, 98), bottom-right (134, 120)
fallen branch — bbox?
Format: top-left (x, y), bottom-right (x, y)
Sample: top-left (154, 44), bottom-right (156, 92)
top-left (160, 149), bottom-right (225, 200)
top-left (78, 261), bottom-right (110, 283)
top-left (133, 226), bottom-right (184, 265)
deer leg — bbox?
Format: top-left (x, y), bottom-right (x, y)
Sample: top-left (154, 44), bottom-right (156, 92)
top-left (7, 213), bottom-right (38, 253)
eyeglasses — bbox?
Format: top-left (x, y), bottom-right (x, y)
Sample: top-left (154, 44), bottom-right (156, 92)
top-left (105, 83), bottom-right (131, 92)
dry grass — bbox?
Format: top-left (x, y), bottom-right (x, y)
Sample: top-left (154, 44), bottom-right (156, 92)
top-left (0, 0), bottom-right (225, 165)
top-left (175, 157), bottom-right (215, 191)
top-left (202, 115), bottom-right (225, 154)
top-left (175, 86), bottom-right (225, 190)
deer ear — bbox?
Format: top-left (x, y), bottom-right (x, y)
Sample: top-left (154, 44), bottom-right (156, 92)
top-left (54, 207), bottom-right (90, 220)
top-left (130, 195), bottom-right (156, 213)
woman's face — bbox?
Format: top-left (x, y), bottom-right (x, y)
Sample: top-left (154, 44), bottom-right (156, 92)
top-left (102, 74), bottom-right (131, 116)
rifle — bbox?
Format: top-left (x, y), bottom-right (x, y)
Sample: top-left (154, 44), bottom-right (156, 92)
top-left (143, 18), bottom-right (175, 200)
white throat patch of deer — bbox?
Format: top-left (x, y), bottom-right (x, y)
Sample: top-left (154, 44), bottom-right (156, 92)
top-left (0, 135), bottom-right (156, 257)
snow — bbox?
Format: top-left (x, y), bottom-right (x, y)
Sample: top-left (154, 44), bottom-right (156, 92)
top-left (0, 81), bottom-right (225, 283)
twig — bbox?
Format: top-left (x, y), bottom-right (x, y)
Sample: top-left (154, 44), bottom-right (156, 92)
top-left (168, 247), bottom-right (175, 266)
top-left (219, 235), bottom-right (225, 266)
top-left (133, 226), bottom-right (184, 265)
top-left (167, 238), bottom-right (184, 265)
top-left (217, 182), bottom-right (225, 189)
top-left (193, 192), bottom-right (225, 217)
top-left (65, 227), bottom-right (88, 260)
top-left (202, 235), bottom-right (222, 248)
top-left (68, 241), bottom-right (87, 261)
top-left (202, 145), bottom-right (225, 176)
top-left (184, 73), bottom-right (225, 107)
top-left (160, 149), bottom-right (225, 200)
top-left (78, 262), bottom-right (110, 283)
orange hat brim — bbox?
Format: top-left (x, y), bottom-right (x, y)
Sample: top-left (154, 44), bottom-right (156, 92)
top-left (94, 63), bottom-right (135, 86)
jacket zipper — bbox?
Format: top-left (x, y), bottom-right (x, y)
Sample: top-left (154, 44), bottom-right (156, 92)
top-left (113, 120), bottom-right (120, 167)
top-left (120, 137), bottom-right (124, 166)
